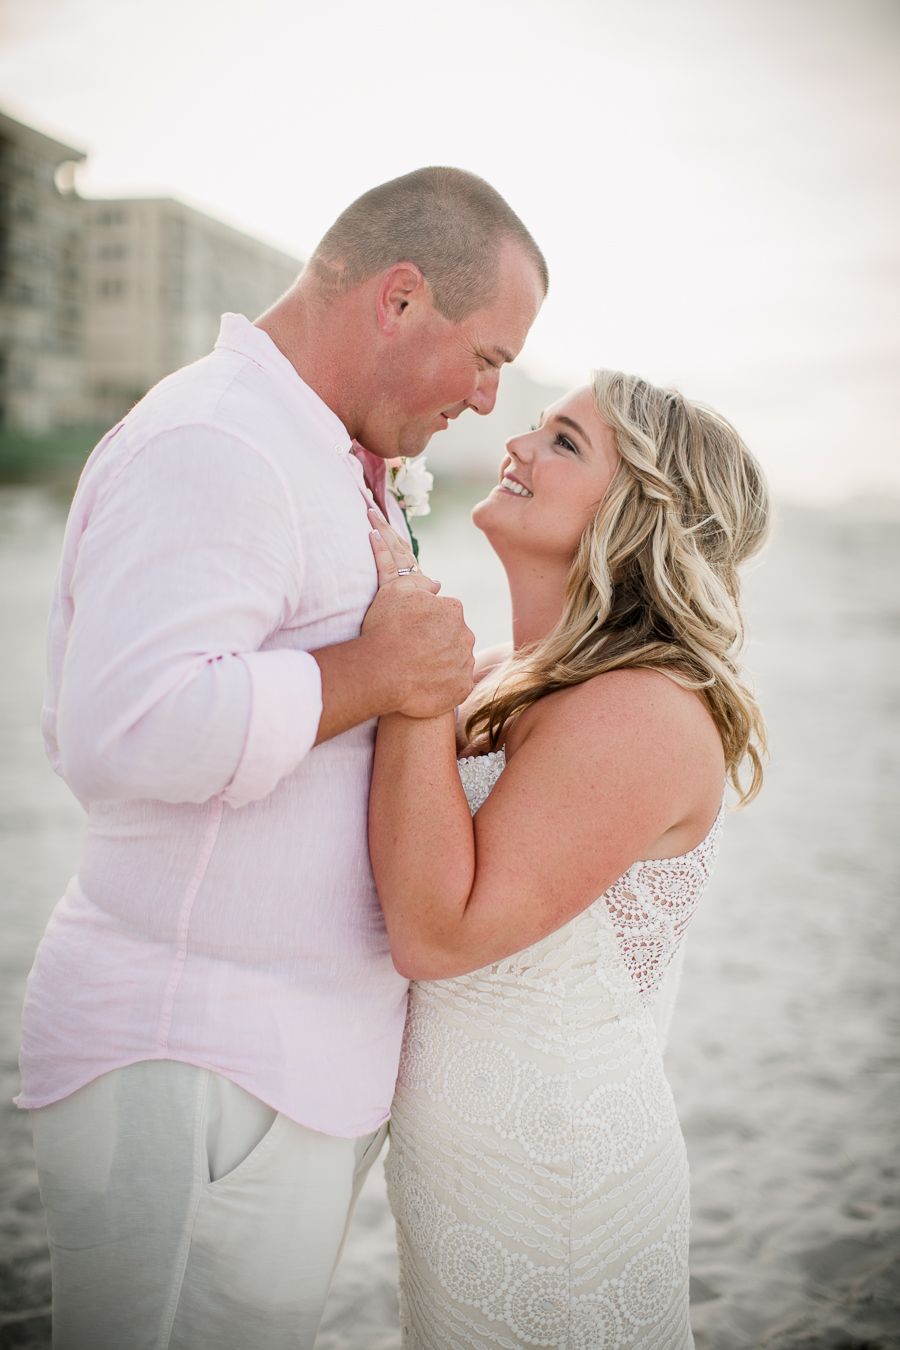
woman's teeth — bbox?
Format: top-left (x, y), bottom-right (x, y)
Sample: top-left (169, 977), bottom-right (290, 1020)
top-left (501, 476), bottom-right (533, 498)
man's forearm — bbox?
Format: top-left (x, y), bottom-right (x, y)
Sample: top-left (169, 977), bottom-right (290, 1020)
top-left (312, 632), bottom-right (402, 744)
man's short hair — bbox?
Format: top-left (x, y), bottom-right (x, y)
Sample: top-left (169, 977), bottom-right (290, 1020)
top-left (309, 167), bottom-right (548, 324)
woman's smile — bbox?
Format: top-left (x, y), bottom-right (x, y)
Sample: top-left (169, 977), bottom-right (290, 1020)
top-left (497, 469), bottom-right (533, 498)
top-left (475, 386), bottom-right (620, 570)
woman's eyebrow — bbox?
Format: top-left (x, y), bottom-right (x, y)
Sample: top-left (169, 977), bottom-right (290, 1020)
top-left (555, 413), bottom-right (592, 447)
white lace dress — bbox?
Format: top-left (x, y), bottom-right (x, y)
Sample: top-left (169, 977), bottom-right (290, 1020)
top-left (386, 749), bottom-right (723, 1350)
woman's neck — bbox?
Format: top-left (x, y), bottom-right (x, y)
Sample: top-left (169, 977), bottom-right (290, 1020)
top-left (506, 554), bottom-right (570, 651)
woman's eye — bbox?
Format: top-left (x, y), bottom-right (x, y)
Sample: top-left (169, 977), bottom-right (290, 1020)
top-left (553, 433), bottom-right (578, 454)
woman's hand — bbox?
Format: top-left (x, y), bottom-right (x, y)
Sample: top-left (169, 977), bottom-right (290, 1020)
top-left (367, 509), bottom-right (440, 595)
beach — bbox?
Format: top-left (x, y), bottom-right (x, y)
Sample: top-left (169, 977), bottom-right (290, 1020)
top-left (0, 483), bottom-right (898, 1348)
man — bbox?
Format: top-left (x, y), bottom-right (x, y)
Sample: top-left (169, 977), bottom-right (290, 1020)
top-left (18, 167), bottom-right (546, 1347)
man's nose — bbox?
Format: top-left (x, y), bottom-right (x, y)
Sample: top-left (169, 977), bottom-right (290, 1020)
top-left (469, 367), bottom-right (501, 417)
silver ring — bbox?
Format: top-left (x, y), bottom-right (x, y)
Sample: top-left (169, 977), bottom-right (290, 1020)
top-left (396, 565), bottom-right (418, 575)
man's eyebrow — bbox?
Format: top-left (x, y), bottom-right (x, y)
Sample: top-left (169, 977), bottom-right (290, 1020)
top-left (490, 346), bottom-right (515, 365)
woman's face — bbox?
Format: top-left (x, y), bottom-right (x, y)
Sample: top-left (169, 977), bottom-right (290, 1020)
top-left (472, 386), bottom-right (620, 566)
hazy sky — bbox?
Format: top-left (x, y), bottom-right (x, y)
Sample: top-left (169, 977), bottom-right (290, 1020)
top-left (1, 0), bottom-right (898, 501)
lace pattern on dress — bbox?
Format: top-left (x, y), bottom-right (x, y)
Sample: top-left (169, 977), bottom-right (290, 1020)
top-left (604, 807), bottom-right (723, 1003)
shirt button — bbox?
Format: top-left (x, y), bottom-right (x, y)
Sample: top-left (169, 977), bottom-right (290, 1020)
top-left (334, 444), bottom-right (344, 455)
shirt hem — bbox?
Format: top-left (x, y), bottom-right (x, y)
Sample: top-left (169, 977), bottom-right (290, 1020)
top-left (14, 1050), bottom-right (392, 1138)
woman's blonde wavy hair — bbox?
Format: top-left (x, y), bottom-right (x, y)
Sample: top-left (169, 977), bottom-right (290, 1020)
top-left (466, 370), bottom-right (772, 806)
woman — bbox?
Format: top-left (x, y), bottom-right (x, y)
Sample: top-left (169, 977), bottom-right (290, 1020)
top-left (367, 370), bottom-right (770, 1349)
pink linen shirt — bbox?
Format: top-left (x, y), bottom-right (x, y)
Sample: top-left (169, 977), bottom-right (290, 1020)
top-left (16, 313), bottom-right (412, 1137)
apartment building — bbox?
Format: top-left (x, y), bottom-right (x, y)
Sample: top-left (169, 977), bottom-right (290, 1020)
top-left (81, 197), bottom-right (301, 427)
top-left (0, 107), bottom-right (302, 433)
top-left (0, 109), bottom-right (86, 430)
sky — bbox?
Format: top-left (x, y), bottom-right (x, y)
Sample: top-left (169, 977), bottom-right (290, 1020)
top-left (1, 0), bottom-right (898, 502)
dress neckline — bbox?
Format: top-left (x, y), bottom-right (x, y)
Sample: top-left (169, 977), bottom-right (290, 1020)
top-left (456, 748), bottom-right (506, 766)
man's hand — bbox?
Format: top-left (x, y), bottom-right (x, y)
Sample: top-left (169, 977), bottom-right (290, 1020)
top-left (311, 518), bottom-right (474, 744)
top-left (363, 523), bottom-right (475, 718)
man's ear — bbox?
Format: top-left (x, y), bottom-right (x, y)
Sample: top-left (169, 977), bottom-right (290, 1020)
top-left (375, 263), bottom-right (427, 335)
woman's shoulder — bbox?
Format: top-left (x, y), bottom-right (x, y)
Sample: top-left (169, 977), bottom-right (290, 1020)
top-left (504, 668), bottom-right (724, 858)
top-left (573, 666), bottom-right (712, 720)
top-left (507, 666), bottom-right (723, 766)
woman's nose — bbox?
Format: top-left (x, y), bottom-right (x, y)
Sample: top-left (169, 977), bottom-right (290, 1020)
top-left (505, 431), bottom-right (532, 463)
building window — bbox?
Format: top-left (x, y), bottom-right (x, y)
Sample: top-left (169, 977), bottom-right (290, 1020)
top-left (98, 244), bottom-right (127, 261)
top-left (96, 208), bottom-right (128, 227)
top-left (97, 278), bottom-right (126, 298)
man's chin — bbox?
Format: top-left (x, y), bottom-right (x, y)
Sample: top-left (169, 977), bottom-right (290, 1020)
top-left (397, 428), bottom-right (440, 459)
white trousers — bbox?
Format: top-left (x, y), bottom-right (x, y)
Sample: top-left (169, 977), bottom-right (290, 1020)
top-left (31, 1060), bottom-right (387, 1350)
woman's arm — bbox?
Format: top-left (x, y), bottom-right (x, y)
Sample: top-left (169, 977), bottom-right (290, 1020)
top-left (369, 709), bottom-right (477, 974)
top-left (367, 531), bottom-right (725, 982)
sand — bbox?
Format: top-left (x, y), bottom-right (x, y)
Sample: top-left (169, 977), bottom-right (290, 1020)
top-left (0, 484), bottom-right (898, 1348)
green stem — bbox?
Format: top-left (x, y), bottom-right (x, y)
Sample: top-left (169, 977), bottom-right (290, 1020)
top-left (400, 505), bottom-right (420, 560)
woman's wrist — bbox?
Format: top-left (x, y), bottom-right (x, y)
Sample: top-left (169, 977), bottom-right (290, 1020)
top-left (378, 710), bottom-right (457, 751)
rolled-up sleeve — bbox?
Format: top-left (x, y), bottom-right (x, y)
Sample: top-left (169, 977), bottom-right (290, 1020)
top-left (222, 648), bottom-right (322, 808)
top-left (56, 426), bottom-right (321, 806)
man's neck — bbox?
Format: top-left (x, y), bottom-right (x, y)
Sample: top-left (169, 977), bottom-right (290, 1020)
top-left (255, 280), bottom-right (370, 439)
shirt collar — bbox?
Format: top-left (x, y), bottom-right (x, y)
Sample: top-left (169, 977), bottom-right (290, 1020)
top-left (214, 313), bottom-right (353, 454)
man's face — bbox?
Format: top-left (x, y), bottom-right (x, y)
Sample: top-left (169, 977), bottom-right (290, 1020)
top-left (363, 242), bottom-right (545, 459)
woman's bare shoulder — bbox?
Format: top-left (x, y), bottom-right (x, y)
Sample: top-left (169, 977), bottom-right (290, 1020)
top-left (577, 666), bottom-right (717, 723)
top-left (507, 666), bottom-right (723, 765)
top-left (501, 668), bottom-right (724, 859)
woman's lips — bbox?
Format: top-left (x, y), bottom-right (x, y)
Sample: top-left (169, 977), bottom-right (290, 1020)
top-left (498, 474), bottom-right (533, 498)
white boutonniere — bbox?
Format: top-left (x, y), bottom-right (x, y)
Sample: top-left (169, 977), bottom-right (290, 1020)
top-left (387, 455), bottom-right (433, 560)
